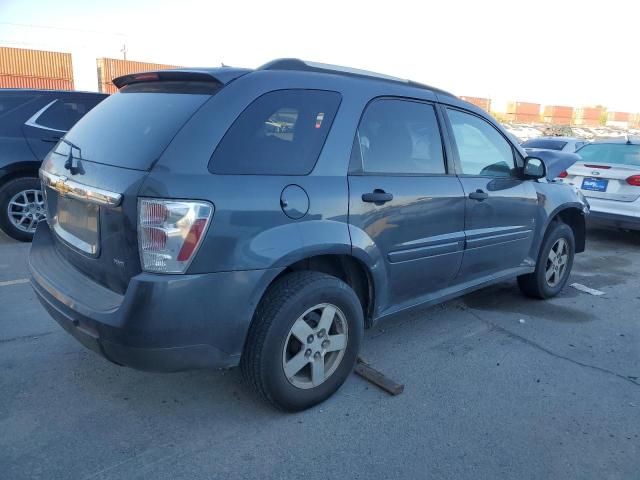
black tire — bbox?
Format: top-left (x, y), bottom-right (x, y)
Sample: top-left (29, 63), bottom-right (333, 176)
top-left (518, 221), bottom-right (575, 299)
top-left (0, 176), bottom-right (43, 242)
top-left (241, 271), bottom-right (363, 411)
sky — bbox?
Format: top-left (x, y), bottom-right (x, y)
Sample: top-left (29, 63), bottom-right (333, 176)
top-left (1, 0), bottom-right (639, 112)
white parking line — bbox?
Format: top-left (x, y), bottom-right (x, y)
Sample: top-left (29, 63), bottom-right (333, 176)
top-left (0, 278), bottom-right (30, 287)
top-left (570, 283), bottom-right (605, 296)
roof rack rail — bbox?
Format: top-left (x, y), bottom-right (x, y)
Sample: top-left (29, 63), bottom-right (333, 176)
top-left (258, 58), bottom-right (453, 96)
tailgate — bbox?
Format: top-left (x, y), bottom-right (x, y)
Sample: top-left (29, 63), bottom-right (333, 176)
top-left (40, 150), bottom-right (147, 294)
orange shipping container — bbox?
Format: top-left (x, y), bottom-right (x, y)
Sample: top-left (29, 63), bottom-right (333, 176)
top-left (460, 96), bottom-right (491, 112)
top-left (574, 107), bottom-right (604, 126)
top-left (506, 101), bottom-right (541, 122)
top-left (0, 74), bottom-right (73, 90)
top-left (607, 111), bottom-right (630, 122)
top-left (97, 57), bottom-right (180, 93)
top-left (0, 47), bottom-right (73, 80)
top-left (543, 105), bottom-right (573, 125)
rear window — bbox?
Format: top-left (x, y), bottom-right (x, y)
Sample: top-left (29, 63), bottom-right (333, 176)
top-left (521, 139), bottom-right (567, 151)
top-left (577, 143), bottom-right (640, 166)
top-left (210, 89), bottom-right (341, 175)
top-left (62, 90), bottom-right (213, 170)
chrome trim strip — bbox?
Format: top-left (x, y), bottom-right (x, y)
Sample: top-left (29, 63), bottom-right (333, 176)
top-left (40, 170), bottom-right (122, 207)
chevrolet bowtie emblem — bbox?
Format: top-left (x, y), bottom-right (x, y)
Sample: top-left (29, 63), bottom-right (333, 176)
top-left (52, 176), bottom-right (71, 196)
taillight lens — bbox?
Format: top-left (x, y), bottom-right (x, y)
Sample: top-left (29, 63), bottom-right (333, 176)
top-left (558, 171), bottom-right (568, 178)
top-left (626, 175), bottom-right (640, 187)
top-left (138, 198), bottom-right (213, 273)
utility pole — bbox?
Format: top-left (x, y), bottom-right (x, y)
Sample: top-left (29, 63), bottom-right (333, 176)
top-left (120, 43), bottom-right (127, 60)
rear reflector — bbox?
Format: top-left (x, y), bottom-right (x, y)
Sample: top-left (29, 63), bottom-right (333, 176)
top-left (626, 175), bottom-right (640, 187)
top-left (138, 198), bottom-right (213, 273)
top-left (558, 171), bottom-right (568, 178)
top-left (584, 164), bottom-right (611, 169)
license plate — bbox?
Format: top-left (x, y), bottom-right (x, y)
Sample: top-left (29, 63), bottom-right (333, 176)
top-left (52, 196), bottom-right (100, 255)
top-left (581, 177), bottom-right (608, 192)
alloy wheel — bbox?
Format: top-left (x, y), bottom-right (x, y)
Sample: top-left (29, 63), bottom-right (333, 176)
top-left (282, 303), bottom-right (349, 389)
top-left (545, 238), bottom-right (569, 287)
top-left (7, 189), bottom-right (45, 233)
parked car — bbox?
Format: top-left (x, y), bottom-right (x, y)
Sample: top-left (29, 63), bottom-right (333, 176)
top-left (522, 136), bottom-right (587, 153)
top-left (29, 60), bottom-right (588, 411)
top-left (0, 89), bottom-right (107, 241)
top-left (562, 139), bottom-right (640, 230)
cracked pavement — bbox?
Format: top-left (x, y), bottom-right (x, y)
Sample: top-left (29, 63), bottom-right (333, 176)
top-left (1, 226), bottom-right (638, 479)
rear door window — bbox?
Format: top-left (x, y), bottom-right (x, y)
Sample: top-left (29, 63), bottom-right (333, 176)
top-left (210, 89), bottom-right (341, 175)
top-left (35, 96), bottom-right (104, 131)
top-left (351, 98), bottom-right (445, 174)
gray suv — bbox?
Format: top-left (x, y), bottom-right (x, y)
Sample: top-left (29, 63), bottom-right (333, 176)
top-left (29, 59), bottom-right (588, 411)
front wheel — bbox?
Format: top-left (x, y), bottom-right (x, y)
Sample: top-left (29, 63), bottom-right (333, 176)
top-left (0, 177), bottom-right (45, 242)
top-left (241, 271), bottom-right (363, 411)
top-left (518, 221), bottom-right (575, 299)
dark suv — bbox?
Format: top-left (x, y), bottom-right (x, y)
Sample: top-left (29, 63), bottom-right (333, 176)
top-left (0, 89), bottom-right (106, 241)
top-left (29, 60), bottom-right (588, 411)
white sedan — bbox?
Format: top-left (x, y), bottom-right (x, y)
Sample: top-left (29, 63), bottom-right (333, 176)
top-left (562, 139), bottom-right (640, 230)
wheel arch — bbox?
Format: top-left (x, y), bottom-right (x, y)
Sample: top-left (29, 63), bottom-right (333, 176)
top-left (0, 161), bottom-right (41, 187)
top-left (546, 205), bottom-right (586, 253)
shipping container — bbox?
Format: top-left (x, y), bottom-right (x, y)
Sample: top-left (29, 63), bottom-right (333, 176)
top-left (505, 101), bottom-right (541, 123)
top-left (574, 107), bottom-right (604, 126)
top-left (96, 57), bottom-right (180, 93)
top-left (542, 105), bottom-right (573, 125)
top-left (607, 111), bottom-right (630, 122)
top-left (0, 47), bottom-right (73, 80)
top-left (630, 113), bottom-right (640, 129)
top-left (0, 74), bottom-right (73, 90)
top-left (460, 96), bottom-right (491, 112)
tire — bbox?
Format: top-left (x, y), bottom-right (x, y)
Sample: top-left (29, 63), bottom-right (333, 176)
top-left (241, 271), bottom-right (363, 411)
top-left (518, 221), bottom-right (575, 299)
top-left (0, 177), bottom-right (45, 242)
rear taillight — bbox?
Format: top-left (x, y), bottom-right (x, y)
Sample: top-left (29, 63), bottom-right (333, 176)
top-left (558, 171), bottom-right (568, 178)
top-left (626, 175), bottom-right (640, 187)
top-left (138, 198), bottom-right (213, 273)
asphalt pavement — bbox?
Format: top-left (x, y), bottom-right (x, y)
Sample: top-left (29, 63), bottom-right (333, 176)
top-left (1, 226), bottom-right (638, 479)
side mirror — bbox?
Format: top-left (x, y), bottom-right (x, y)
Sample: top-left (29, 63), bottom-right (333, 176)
top-left (523, 156), bottom-right (546, 179)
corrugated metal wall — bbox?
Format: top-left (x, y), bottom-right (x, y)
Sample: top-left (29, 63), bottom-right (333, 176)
top-left (0, 47), bottom-right (74, 90)
top-left (96, 58), bottom-right (180, 93)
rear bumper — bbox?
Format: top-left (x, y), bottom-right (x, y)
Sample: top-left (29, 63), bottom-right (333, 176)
top-left (588, 210), bottom-right (640, 230)
top-left (585, 197), bottom-right (640, 231)
top-left (29, 222), bottom-right (281, 372)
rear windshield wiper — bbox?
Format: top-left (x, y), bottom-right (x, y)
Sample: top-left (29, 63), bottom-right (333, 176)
top-left (59, 138), bottom-right (83, 175)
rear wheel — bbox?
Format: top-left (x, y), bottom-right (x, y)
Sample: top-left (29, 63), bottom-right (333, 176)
top-left (518, 221), bottom-right (575, 299)
top-left (241, 271), bottom-right (363, 411)
top-left (0, 177), bottom-right (45, 242)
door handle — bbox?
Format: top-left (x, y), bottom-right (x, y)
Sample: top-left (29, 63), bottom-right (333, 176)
top-left (362, 189), bottom-right (393, 205)
top-left (468, 189), bottom-right (489, 201)
top-left (41, 136), bottom-right (61, 143)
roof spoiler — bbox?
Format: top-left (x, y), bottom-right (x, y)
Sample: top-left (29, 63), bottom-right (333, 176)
top-left (112, 68), bottom-right (251, 90)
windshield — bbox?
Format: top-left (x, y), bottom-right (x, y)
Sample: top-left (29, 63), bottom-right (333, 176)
top-left (577, 143), bottom-right (640, 166)
top-left (521, 139), bottom-right (567, 151)
top-left (60, 90), bottom-right (214, 170)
